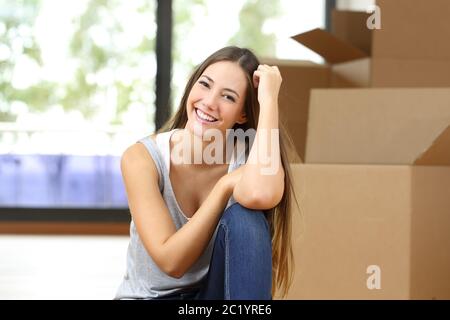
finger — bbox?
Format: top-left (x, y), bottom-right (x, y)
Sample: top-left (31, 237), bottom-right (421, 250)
top-left (272, 66), bottom-right (280, 74)
top-left (257, 64), bottom-right (270, 70)
top-left (253, 70), bottom-right (261, 88)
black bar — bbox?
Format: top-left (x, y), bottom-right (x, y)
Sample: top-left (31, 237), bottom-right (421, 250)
top-left (155, 0), bottom-right (172, 130)
top-left (0, 207), bottom-right (130, 222)
top-left (1, 300), bottom-right (443, 317)
top-left (325, 0), bottom-right (337, 32)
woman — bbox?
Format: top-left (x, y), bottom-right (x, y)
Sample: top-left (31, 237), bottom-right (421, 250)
top-left (115, 46), bottom-right (297, 300)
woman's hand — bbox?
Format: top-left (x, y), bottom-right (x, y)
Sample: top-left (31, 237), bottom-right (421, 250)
top-left (218, 165), bottom-right (246, 194)
top-left (253, 64), bottom-right (282, 108)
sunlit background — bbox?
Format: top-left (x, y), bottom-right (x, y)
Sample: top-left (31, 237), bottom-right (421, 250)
top-left (1, 0), bottom-right (325, 156)
top-left (0, 0), bottom-right (374, 299)
top-left (0, 0), bottom-right (326, 209)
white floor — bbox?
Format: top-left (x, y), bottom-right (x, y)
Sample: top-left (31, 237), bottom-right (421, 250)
top-left (0, 235), bottom-right (130, 300)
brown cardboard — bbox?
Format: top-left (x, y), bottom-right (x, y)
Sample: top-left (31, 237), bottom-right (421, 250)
top-left (280, 2), bottom-right (450, 299)
top-left (331, 10), bottom-right (372, 55)
top-left (280, 3), bottom-right (450, 161)
top-left (306, 89), bottom-right (450, 164)
top-left (286, 162), bottom-right (450, 299)
top-left (331, 58), bottom-right (370, 87)
top-left (292, 4), bottom-right (450, 87)
top-left (289, 91), bottom-right (450, 298)
top-left (371, 59), bottom-right (450, 87)
top-left (414, 126), bottom-right (450, 166)
top-left (292, 28), bottom-right (368, 64)
top-left (374, 0), bottom-right (450, 60)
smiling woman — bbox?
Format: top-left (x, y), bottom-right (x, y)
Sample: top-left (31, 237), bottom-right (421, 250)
top-left (116, 46), bottom-right (299, 300)
top-left (0, 0), bottom-right (327, 300)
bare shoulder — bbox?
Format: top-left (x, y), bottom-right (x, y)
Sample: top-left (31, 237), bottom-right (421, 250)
top-left (121, 141), bottom-right (158, 180)
top-left (121, 132), bottom-right (158, 164)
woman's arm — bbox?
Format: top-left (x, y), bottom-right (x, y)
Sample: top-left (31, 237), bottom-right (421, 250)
top-left (233, 64), bottom-right (285, 210)
top-left (121, 143), bottom-right (242, 278)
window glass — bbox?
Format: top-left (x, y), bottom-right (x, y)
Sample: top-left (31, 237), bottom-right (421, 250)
top-left (0, 0), bottom-right (156, 208)
top-left (172, 0), bottom-right (326, 112)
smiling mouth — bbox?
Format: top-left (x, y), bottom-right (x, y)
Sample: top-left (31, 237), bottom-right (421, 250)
top-left (195, 108), bottom-right (218, 122)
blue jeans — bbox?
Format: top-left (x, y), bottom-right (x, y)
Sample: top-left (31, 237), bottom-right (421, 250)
top-left (196, 203), bottom-right (272, 300)
top-left (152, 203), bottom-right (272, 300)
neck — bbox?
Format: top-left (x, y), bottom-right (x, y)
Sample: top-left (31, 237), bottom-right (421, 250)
top-left (173, 128), bottom-right (230, 167)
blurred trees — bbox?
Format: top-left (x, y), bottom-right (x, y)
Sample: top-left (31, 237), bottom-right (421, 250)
top-left (228, 0), bottom-right (280, 57)
top-left (0, 0), bottom-right (49, 121)
top-left (0, 0), bottom-right (279, 124)
top-left (0, 0), bottom-right (155, 125)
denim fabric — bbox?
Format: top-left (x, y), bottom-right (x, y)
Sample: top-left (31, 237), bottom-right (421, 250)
top-left (150, 203), bottom-right (272, 301)
top-left (150, 288), bottom-right (200, 300)
top-left (196, 203), bottom-right (272, 300)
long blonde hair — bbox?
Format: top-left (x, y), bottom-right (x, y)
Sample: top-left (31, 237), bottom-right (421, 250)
top-left (159, 46), bottom-right (300, 298)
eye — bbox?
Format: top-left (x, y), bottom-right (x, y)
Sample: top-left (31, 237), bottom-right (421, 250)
top-left (223, 94), bottom-right (236, 103)
top-left (198, 80), bottom-right (210, 88)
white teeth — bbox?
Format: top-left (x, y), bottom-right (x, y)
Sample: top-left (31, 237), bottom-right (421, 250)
top-left (196, 108), bottom-right (217, 122)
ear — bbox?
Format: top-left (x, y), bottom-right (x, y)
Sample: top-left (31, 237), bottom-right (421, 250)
top-left (235, 111), bottom-right (247, 125)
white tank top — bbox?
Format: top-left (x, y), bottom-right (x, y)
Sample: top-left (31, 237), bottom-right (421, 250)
top-left (115, 129), bottom-right (247, 299)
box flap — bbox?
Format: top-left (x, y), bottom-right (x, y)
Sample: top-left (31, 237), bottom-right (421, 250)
top-left (331, 57), bottom-right (371, 88)
top-left (331, 9), bottom-right (372, 55)
top-left (292, 28), bottom-right (369, 64)
top-left (305, 88), bottom-right (450, 164)
top-left (414, 126), bottom-right (450, 166)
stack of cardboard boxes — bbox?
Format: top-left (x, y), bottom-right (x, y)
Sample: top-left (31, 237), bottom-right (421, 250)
top-left (276, 0), bottom-right (450, 299)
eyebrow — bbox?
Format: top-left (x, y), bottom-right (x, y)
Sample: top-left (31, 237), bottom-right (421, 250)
top-left (201, 75), bottom-right (240, 98)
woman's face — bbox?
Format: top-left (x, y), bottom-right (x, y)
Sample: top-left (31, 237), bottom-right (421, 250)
top-left (185, 61), bottom-right (248, 138)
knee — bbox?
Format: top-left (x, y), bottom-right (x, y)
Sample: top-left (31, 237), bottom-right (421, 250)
top-left (220, 203), bottom-right (270, 241)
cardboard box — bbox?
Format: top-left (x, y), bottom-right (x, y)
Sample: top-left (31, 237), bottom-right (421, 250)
top-left (371, 59), bottom-right (450, 88)
top-left (291, 9), bottom-right (371, 88)
top-left (293, 1), bottom-right (450, 87)
top-left (261, 9), bottom-right (372, 160)
top-left (374, 0), bottom-right (450, 60)
top-left (278, 1), bottom-right (450, 299)
top-left (373, 0), bottom-right (450, 86)
top-left (271, 1), bottom-right (450, 160)
top-left (305, 88), bottom-right (450, 164)
top-left (286, 126), bottom-right (450, 299)
top-left (331, 9), bottom-right (371, 56)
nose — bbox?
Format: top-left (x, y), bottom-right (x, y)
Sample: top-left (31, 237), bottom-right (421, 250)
top-left (201, 90), bottom-right (219, 111)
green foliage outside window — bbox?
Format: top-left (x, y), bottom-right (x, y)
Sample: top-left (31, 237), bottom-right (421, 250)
top-left (0, 0), bottom-right (280, 125)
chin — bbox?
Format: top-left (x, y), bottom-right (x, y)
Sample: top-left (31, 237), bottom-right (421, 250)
top-left (185, 116), bottom-right (205, 138)
top-left (187, 121), bottom-right (204, 138)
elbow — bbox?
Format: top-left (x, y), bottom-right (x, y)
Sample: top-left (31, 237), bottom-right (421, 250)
top-left (233, 169), bottom-right (285, 210)
top-left (151, 244), bottom-right (188, 279)
top-left (235, 189), bottom-right (283, 210)
top-left (252, 191), bottom-right (283, 210)
top-left (166, 269), bottom-right (184, 279)
top-left (160, 261), bottom-right (186, 279)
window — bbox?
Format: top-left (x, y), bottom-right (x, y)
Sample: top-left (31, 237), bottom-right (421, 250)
top-left (0, 0), bottom-right (156, 209)
top-left (172, 0), bottom-right (326, 113)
